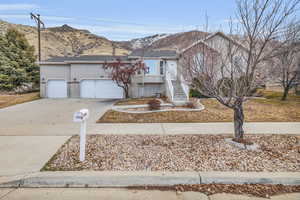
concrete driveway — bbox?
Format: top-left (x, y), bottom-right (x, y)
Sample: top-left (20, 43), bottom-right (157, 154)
top-left (0, 99), bottom-right (115, 177)
top-left (0, 99), bottom-right (115, 136)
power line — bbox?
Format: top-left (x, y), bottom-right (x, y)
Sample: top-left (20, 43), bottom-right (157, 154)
top-left (30, 13), bottom-right (45, 61)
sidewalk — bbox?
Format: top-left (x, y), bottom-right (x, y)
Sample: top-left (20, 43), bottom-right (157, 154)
top-left (0, 136), bottom-right (69, 176)
top-left (90, 122), bottom-right (300, 135)
top-left (1, 188), bottom-right (298, 200)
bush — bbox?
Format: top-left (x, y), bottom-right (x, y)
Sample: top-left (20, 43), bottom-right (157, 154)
top-left (147, 99), bottom-right (161, 110)
top-left (186, 102), bottom-right (195, 109)
top-left (186, 99), bottom-right (202, 109)
top-left (189, 89), bottom-right (209, 98)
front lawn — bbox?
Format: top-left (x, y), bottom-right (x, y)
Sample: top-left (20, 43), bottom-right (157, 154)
top-left (42, 134), bottom-right (299, 172)
top-left (0, 92), bottom-right (40, 109)
top-left (98, 91), bottom-right (300, 123)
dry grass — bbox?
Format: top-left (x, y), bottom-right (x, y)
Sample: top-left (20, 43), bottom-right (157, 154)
top-left (98, 91), bottom-right (300, 123)
top-left (0, 92), bottom-right (40, 109)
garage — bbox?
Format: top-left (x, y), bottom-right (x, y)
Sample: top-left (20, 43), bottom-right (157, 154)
top-left (80, 79), bottom-right (123, 99)
top-left (47, 80), bottom-right (67, 98)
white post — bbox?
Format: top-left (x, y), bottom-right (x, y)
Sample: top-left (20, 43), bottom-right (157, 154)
top-left (79, 120), bottom-right (86, 162)
top-left (73, 109), bottom-right (89, 162)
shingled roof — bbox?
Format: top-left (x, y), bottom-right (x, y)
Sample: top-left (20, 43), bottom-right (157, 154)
top-left (44, 55), bottom-right (129, 62)
top-left (41, 50), bottom-right (178, 64)
top-left (129, 49), bottom-right (178, 58)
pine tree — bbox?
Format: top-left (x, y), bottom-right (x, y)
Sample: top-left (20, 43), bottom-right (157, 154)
top-left (0, 28), bottom-right (39, 91)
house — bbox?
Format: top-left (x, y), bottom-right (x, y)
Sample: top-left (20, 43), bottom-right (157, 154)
top-left (39, 32), bottom-right (244, 103)
top-left (39, 50), bottom-right (189, 103)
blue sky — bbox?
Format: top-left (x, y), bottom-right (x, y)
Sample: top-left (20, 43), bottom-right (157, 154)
top-left (0, 0), bottom-right (237, 40)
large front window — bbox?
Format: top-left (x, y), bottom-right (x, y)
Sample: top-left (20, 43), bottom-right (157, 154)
top-left (144, 60), bottom-right (162, 75)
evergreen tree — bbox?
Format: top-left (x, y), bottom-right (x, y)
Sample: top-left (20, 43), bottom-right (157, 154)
top-left (0, 28), bottom-right (39, 91)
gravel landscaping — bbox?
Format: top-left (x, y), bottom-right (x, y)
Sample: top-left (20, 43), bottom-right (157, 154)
top-left (43, 134), bottom-right (300, 172)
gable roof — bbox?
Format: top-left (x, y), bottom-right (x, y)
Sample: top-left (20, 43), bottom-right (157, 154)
top-left (180, 31), bottom-right (248, 54)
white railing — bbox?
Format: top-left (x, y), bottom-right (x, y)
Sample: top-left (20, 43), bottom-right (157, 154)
top-left (165, 71), bottom-right (174, 101)
top-left (180, 75), bottom-right (189, 101)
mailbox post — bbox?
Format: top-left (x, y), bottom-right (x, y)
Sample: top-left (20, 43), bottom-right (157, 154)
top-left (73, 109), bottom-right (89, 161)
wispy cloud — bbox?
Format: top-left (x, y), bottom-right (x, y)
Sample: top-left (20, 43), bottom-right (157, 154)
top-left (91, 17), bottom-right (146, 26)
top-left (43, 16), bottom-right (75, 21)
top-left (72, 24), bottom-right (194, 35)
top-left (0, 3), bottom-right (39, 11)
top-left (0, 14), bottom-right (74, 22)
top-left (64, 23), bottom-right (195, 40)
top-left (0, 14), bottom-right (28, 19)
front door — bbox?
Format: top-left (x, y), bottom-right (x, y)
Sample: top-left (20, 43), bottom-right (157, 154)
top-left (166, 61), bottom-right (177, 80)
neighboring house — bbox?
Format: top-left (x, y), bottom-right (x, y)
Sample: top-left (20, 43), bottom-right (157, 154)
top-left (39, 32), bottom-right (245, 103)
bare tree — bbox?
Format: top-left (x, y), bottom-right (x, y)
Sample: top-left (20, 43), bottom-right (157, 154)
top-left (271, 23), bottom-right (300, 100)
top-left (103, 59), bottom-right (146, 98)
top-left (181, 0), bottom-right (299, 140)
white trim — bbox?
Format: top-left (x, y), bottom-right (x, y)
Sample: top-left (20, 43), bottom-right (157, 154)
top-left (78, 77), bottom-right (112, 82)
top-left (180, 39), bottom-right (214, 54)
top-left (38, 60), bottom-right (133, 65)
top-left (180, 31), bottom-right (248, 54)
top-left (128, 56), bottom-right (178, 59)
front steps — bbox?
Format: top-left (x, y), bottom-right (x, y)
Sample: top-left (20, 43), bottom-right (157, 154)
top-left (172, 81), bottom-right (188, 104)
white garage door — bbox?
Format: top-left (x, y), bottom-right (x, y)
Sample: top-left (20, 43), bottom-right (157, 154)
top-left (80, 80), bottom-right (123, 99)
top-left (47, 80), bottom-right (67, 98)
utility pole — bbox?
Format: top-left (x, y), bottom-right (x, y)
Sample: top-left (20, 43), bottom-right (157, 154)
top-left (30, 13), bottom-right (45, 61)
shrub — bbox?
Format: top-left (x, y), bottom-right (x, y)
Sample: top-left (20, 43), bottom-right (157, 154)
top-left (147, 99), bottom-right (161, 110)
top-left (186, 102), bottom-right (195, 109)
top-left (186, 99), bottom-right (202, 109)
top-left (189, 89), bottom-right (209, 98)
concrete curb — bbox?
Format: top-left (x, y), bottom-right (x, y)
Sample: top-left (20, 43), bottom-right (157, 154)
top-left (112, 103), bottom-right (204, 114)
top-left (0, 171), bottom-right (299, 188)
top-left (199, 172), bottom-right (300, 185)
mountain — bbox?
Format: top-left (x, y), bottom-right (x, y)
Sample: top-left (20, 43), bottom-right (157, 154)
top-left (0, 20), bottom-right (130, 60)
top-left (117, 30), bottom-right (209, 51)
top-left (0, 19), bottom-right (210, 60)
top-left (116, 34), bottom-right (169, 50)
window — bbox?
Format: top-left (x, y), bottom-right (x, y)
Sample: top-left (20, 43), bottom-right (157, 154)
top-left (144, 60), bottom-right (159, 75)
top-left (233, 56), bottom-right (242, 67)
top-left (194, 52), bottom-right (204, 69)
top-left (233, 56), bottom-right (244, 73)
top-left (160, 61), bottom-right (164, 75)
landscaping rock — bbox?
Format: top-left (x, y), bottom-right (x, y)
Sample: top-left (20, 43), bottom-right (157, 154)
top-left (43, 134), bottom-right (299, 172)
top-left (225, 138), bottom-right (259, 151)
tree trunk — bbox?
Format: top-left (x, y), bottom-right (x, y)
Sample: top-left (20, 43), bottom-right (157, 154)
top-left (233, 103), bottom-right (244, 139)
top-left (124, 86), bottom-right (129, 98)
top-left (281, 87), bottom-right (289, 101)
